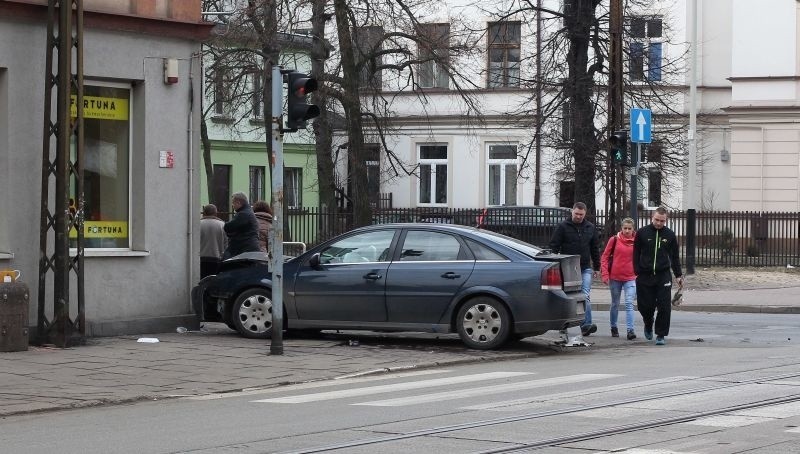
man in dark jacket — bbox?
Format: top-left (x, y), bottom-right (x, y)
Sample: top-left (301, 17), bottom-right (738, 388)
top-left (633, 207), bottom-right (683, 346)
top-left (548, 202), bottom-right (601, 336)
top-left (222, 192), bottom-right (260, 260)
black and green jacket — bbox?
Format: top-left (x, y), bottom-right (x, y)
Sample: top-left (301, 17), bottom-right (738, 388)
top-left (633, 223), bottom-right (682, 280)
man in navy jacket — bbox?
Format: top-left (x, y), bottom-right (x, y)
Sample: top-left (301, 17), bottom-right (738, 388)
top-left (548, 202), bottom-right (601, 336)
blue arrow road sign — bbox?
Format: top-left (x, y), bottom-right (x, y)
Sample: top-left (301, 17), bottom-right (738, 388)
top-left (630, 108), bottom-right (652, 143)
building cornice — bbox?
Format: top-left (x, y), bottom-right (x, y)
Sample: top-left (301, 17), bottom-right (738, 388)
top-left (0, 0), bottom-right (214, 41)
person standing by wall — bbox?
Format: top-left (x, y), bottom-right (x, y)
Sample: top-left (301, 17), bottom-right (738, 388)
top-left (548, 201), bottom-right (601, 336)
top-left (252, 200), bottom-right (273, 253)
top-left (222, 192), bottom-right (260, 259)
top-left (633, 207), bottom-right (683, 346)
top-left (199, 204), bottom-right (226, 278)
top-left (600, 217), bottom-right (638, 340)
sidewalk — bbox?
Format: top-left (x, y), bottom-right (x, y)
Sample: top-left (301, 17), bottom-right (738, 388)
top-left (2, 270), bottom-right (800, 418)
top-left (592, 284), bottom-right (800, 314)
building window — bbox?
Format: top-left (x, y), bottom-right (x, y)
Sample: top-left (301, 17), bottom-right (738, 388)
top-left (418, 144), bottom-right (448, 205)
top-left (70, 84), bottom-right (130, 248)
top-left (487, 21), bottom-right (521, 88)
top-left (213, 65), bottom-right (230, 116)
top-left (355, 26), bottom-right (384, 89)
top-left (647, 169), bottom-right (662, 207)
top-left (212, 164), bottom-right (232, 215)
top-left (487, 144), bottom-right (518, 206)
top-left (251, 70), bottom-right (263, 119)
top-left (365, 144), bottom-right (381, 196)
top-left (417, 23), bottom-right (450, 89)
top-left (561, 101), bottom-right (573, 142)
top-left (285, 167), bottom-right (302, 208)
top-left (249, 166), bottom-right (265, 203)
top-left (629, 17), bottom-right (663, 82)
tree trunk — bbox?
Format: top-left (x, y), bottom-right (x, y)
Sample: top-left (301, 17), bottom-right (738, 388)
top-left (201, 119), bottom-right (214, 203)
top-left (565, 0), bottom-right (599, 216)
top-left (333, 0), bottom-right (372, 227)
top-left (311, 0), bottom-right (336, 214)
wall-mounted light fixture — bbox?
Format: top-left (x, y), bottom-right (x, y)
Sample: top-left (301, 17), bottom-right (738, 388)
top-left (164, 58), bottom-right (178, 84)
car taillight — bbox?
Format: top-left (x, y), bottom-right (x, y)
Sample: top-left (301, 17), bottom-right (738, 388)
top-left (541, 265), bottom-right (562, 290)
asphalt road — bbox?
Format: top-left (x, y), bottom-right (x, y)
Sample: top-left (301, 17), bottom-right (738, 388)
top-left (2, 311), bottom-right (800, 454)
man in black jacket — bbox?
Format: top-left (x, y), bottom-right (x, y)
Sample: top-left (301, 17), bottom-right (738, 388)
top-left (548, 202), bottom-right (601, 336)
top-left (222, 192), bottom-right (260, 260)
top-left (633, 207), bottom-right (683, 345)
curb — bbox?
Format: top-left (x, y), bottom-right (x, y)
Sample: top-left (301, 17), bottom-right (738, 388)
top-left (592, 303), bottom-right (800, 314)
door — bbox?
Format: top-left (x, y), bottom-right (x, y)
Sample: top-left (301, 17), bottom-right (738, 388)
top-left (385, 229), bottom-right (474, 323)
top-left (292, 229), bottom-right (396, 322)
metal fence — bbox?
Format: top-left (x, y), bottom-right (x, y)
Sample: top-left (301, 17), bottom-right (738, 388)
top-left (280, 207), bottom-right (800, 268)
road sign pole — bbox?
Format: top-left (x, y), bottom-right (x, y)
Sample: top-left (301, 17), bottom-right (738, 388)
top-left (630, 142), bottom-right (639, 223)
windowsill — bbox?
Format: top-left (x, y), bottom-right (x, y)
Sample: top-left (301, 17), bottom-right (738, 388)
top-left (211, 115), bottom-right (234, 125)
top-left (287, 207), bottom-right (307, 214)
top-left (249, 117), bottom-right (266, 126)
top-left (0, 252), bottom-right (14, 260)
top-left (69, 249), bottom-right (150, 257)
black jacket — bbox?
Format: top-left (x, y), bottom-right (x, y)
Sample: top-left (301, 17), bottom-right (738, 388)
top-left (548, 219), bottom-right (600, 271)
top-left (223, 203), bottom-right (260, 258)
top-left (633, 223), bottom-right (682, 281)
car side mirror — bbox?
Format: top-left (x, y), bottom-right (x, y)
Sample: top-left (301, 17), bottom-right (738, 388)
top-left (308, 253), bottom-right (321, 268)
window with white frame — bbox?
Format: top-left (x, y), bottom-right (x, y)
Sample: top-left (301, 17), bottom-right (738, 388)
top-left (487, 21), bottom-right (521, 88)
top-left (487, 144), bottom-right (518, 206)
top-left (418, 144), bottom-right (447, 205)
top-left (629, 16), bottom-right (663, 82)
top-left (417, 23), bottom-right (450, 89)
top-left (213, 65), bottom-right (231, 116)
top-left (250, 70), bottom-right (263, 119)
top-left (285, 167), bottom-right (302, 208)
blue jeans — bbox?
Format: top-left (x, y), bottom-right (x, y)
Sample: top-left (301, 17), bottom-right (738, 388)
top-left (609, 279), bottom-right (636, 331)
top-left (581, 268), bottom-right (593, 328)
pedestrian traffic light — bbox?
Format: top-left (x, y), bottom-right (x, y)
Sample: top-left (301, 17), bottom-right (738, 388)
top-left (285, 71), bottom-right (321, 131)
top-left (609, 130), bottom-right (628, 165)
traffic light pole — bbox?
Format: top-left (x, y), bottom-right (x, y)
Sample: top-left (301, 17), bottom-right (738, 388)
top-left (630, 142), bottom-right (639, 223)
top-left (269, 65), bottom-right (284, 355)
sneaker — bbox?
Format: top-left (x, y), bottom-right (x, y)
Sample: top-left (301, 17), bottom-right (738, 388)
top-left (644, 329), bottom-right (653, 340)
top-left (611, 327), bottom-right (619, 337)
top-left (655, 336), bottom-right (665, 346)
top-left (627, 330), bottom-right (637, 340)
top-left (581, 324), bottom-right (597, 337)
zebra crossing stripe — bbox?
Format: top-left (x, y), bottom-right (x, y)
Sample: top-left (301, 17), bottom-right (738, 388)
top-left (252, 371), bottom-right (531, 404)
top-left (354, 374), bottom-right (619, 407)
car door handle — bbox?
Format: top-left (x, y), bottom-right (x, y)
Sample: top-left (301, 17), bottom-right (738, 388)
top-left (363, 272), bottom-right (383, 280)
top-left (441, 272), bottom-right (461, 279)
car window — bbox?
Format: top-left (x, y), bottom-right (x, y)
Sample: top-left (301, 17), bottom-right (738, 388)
top-left (399, 230), bottom-right (464, 262)
top-left (319, 230), bottom-right (395, 264)
top-left (465, 238), bottom-right (507, 261)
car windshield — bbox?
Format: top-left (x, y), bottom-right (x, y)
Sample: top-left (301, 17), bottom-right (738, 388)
top-left (469, 228), bottom-right (546, 258)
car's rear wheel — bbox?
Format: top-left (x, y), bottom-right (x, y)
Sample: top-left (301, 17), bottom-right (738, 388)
top-left (456, 297), bottom-right (511, 350)
top-left (231, 288), bottom-right (273, 339)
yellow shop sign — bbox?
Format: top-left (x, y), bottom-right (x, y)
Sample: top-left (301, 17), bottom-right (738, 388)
top-left (70, 95), bottom-right (129, 121)
top-left (69, 221), bottom-right (128, 238)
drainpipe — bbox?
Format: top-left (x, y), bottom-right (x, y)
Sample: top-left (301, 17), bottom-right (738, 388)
top-left (186, 53), bottom-right (198, 313)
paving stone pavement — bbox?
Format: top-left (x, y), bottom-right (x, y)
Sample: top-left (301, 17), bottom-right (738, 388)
top-left (1, 268), bottom-right (799, 417)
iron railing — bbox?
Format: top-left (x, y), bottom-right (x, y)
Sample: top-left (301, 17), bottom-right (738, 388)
top-left (271, 207), bottom-right (800, 267)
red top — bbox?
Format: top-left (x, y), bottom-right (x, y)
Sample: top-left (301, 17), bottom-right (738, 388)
top-left (600, 232), bottom-right (637, 282)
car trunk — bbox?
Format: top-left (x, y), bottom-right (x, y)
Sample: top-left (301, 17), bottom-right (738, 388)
top-left (536, 254), bottom-right (583, 293)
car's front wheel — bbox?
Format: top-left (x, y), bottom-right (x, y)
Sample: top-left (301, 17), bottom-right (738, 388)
top-left (456, 297), bottom-right (511, 350)
top-left (231, 288), bottom-right (273, 339)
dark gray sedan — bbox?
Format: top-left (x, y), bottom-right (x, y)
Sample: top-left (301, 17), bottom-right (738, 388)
top-left (194, 224), bottom-right (585, 350)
